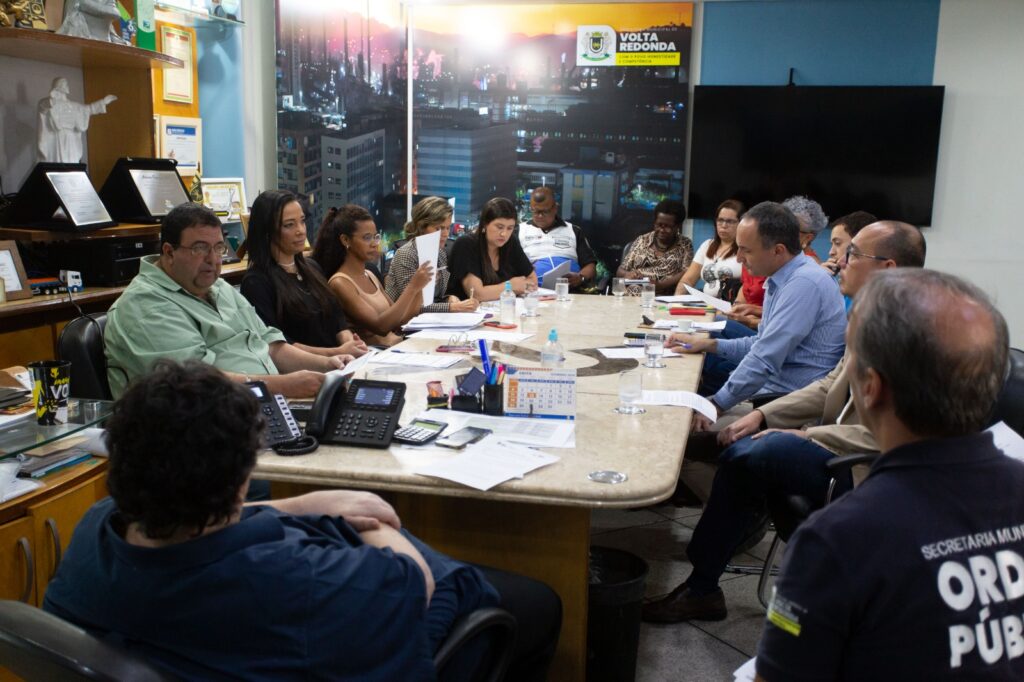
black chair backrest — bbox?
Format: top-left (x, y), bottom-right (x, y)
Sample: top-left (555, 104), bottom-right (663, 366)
top-left (57, 315), bottom-right (112, 401)
top-left (435, 607), bottom-right (517, 682)
top-left (0, 600), bottom-right (176, 681)
top-left (990, 348), bottom-right (1024, 437)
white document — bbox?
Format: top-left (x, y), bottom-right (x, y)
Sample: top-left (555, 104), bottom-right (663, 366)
top-left (638, 390), bottom-right (718, 421)
top-left (540, 260), bottom-right (572, 290)
top-left (0, 477), bottom-right (43, 504)
top-left (624, 278), bottom-right (650, 285)
top-left (652, 319), bottom-right (679, 330)
top-left (535, 286), bottom-right (558, 297)
top-left (692, 320), bottom-right (728, 332)
top-left (655, 295), bottom-right (705, 304)
top-left (683, 283), bottom-right (733, 313)
top-left (327, 348), bottom-right (379, 379)
top-left (598, 347), bottom-right (646, 359)
top-left (409, 330), bottom-right (534, 343)
top-left (404, 312), bottom-right (486, 331)
top-left (415, 230), bottom-right (441, 308)
top-left (369, 351), bottom-right (462, 369)
top-left (988, 421), bottom-right (1024, 462)
top-left (733, 657), bottom-right (757, 682)
top-left (412, 437), bottom-right (560, 491)
top-left (421, 410), bottom-right (575, 448)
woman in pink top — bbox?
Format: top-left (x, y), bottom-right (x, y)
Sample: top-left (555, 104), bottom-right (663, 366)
top-left (312, 205), bottom-right (433, 347)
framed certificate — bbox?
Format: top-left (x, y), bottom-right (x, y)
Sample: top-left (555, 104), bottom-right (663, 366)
top-left (45, 171), bottom-right (114, 227)
top-left (160, 25), bottom-right (194, 104)
top-left (201, 178), bottom-right (247, 219)
top-left (158, 115), bottom-right (202, 173)
top-left (0, 241), bottom-right (32, 301)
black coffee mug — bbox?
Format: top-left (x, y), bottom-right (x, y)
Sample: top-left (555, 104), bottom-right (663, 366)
top-left (29, 360), bottom-right (72, 425)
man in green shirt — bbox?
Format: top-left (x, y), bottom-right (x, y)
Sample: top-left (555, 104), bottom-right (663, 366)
top-left (105, 203), bottom-right (351, 398)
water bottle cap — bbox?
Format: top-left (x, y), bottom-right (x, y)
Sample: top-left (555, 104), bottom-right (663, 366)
top-left (548, 328), bottom-right (558, 341)
top-left (505, 281), bottom-right (512, 291)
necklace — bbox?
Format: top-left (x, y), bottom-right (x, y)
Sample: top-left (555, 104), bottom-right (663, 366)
top-left (277, 260), bottom-right (302, 281)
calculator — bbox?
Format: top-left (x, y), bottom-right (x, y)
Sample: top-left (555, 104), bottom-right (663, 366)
top-left (392, 418), bottom-right (448, 445)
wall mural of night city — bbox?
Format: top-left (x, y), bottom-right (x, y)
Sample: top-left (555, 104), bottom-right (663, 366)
top-left (276, 1), bottom-right (692, 273)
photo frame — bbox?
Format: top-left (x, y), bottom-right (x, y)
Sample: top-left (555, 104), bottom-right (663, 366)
top-left (202, 177), bottom-right (247, 219)
top-left (158, 115), bottom-right (203, 174)
top-left (0, 241), bottom-right (32, 301)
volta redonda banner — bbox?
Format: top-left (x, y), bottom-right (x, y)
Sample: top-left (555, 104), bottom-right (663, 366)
top-left (576, 25), bottom-right (681, 67)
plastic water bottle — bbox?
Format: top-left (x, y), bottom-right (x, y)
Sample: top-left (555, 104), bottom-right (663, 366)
top-left (541, 328), bottom-right (564, 368)
top-left (500, 281), bottom-right (517, 326)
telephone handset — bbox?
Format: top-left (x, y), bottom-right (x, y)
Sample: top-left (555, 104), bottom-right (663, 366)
top-left (305, 374), bottom-right (406, 448)
top-left (246, 381), bottom-right (317, 456)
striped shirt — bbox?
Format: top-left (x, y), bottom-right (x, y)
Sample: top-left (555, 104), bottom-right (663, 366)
top-left (713, 254), bottom-right (846, 411)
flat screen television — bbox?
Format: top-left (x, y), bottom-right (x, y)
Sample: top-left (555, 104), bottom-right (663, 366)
top-left (687, 85), bottom-right (945, 225)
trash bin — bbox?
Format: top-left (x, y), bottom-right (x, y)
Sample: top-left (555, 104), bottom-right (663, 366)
top-left (587, 545), bottom-right (649, 682)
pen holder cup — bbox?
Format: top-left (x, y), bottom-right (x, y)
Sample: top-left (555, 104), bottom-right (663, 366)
top-left (483, 385), bottom-right (504, 416)
top-left (451, 395), bottom-right (483, 413)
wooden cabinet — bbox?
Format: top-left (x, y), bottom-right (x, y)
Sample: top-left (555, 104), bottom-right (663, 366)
top-left (28, 474), bottom-right (108, 602)
top-left (0, 461), bottom-right (107, 607)
top-left (0, 517), bottom-right (36, 605)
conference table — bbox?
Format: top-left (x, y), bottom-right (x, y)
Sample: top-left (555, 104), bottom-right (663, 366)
top-left (256, 294), bottom-right (707, 681)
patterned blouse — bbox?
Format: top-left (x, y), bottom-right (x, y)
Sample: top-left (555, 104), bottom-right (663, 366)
top-left (621, 231), bottom-right (694, 283)
top-left (384, 238), bottom-right (452, 313)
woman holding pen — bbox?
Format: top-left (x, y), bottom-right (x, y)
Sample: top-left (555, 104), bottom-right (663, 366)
top-left (384, 196), bottom-right (479, 313)
top-left (312, 204), bottom-right (432, 347)
top-left (447, 197), bottom-right (536, 302)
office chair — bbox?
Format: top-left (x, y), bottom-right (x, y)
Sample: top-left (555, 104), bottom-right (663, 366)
top-left (57, 314), bottom-right (112, 401)
top-left (435, 607), bottom-right (518, 682)
top-left (0, 600), bottom-right (176, 681)
top-left (753, 346), bottom-right (1024, 609)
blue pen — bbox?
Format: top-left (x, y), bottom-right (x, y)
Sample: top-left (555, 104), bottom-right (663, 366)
top-left (489, 364), bottom-right (499, 385)
top-left (479, 339), bottom-right (491, 376)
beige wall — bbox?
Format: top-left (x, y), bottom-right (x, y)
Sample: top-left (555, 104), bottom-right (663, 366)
top-left (931, 0), bottom-right (1024, 344)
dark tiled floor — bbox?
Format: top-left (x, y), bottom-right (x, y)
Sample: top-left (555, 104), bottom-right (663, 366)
top-left (591, 502), bottom-right (779, 680)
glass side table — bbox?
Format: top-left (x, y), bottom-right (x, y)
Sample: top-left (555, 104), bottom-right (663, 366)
top-left (0, 400), bottom-right (113, 460)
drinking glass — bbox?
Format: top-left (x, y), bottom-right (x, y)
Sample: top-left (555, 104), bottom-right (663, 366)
top-left (644, 333), bottom-right (666, 368)
top-left (612, 277), bottom-right (626, 298)
top-left (556, 277), bottom-right (570, 301)
top-left (523, 281), bottom-right (539, 317)
top-left (614, 370), bottom-right (646, 415)
top-left (641, 282), bottom-right (656, 308)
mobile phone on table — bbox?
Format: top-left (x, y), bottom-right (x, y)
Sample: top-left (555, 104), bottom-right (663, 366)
top-left (435, 426), bottom-right (492, 450)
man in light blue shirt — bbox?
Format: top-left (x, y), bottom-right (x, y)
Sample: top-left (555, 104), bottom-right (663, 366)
top-left (667, 201), bottom-right (846, 427)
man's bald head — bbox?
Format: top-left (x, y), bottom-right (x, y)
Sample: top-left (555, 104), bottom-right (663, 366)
top-left (529, 187), bottom-right (558, 229)
top-left (866, 221), bottom-right (926, 268)
top-left (849, 269), bottom-right (1008, 438)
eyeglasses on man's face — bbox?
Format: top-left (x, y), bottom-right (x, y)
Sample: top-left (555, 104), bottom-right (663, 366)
top-left (532, 207), bottom-right (555, 218)
top-left (845, 244), bottom-right (890, 264)
top-left (176, 241), bottom-right (228, 257)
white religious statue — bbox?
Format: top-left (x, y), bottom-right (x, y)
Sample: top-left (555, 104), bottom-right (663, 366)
top-left (37, 78), bottom-right (117, 164)
top-left (57, 0), bottom-right (127, 45)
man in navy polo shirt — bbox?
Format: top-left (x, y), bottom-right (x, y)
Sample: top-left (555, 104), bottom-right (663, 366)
top-left (757, 269), bottom-right (1024, 680)
top-left (43, 360), bottom-right (561, 681)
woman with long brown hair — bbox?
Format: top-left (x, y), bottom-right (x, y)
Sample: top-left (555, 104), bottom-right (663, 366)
top-left (674, 198), bottom-right (745, 301)
top-left (447, 197), bottom-right (536, 302)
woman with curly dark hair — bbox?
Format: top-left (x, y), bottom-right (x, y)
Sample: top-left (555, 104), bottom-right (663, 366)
top-left (312, 204), bottom-right (432, 347)
top-left (241, 190), bottom-right (367, 357)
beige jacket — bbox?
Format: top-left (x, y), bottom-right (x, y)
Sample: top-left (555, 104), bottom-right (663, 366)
top-left (757, 352), bottom-right (877, 457)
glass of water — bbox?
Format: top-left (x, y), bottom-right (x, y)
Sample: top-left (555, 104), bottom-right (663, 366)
top-left (556, 276), bottom-right (570, 301)
top-left (641, 282), bottom-right (656, 308)
top-left (614, 370), bottom-right (646, 415)
top-left (612, 277), bottom-right (626, 298)
top-left (644, 333), bottom-right (666, 368)
top-left (523, 281), bottom-right (539, 317)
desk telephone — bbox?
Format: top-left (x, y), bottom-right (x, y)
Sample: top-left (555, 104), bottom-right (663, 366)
top-left (247, 374), bottom-right (406, 454)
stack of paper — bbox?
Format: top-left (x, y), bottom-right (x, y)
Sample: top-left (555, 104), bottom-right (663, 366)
top-left (409, 329), bottom-right (535, 343)
top-left (422, 410), bottom-right (576, 448)
top-left (655, 294), bottom-right (705, 304)
top-left (411, 437), bottom-right (560, 491)
top-left (683, 284), bottom-right (733, 313)
top-left (637, 390), bottom-right (718, 420)
top-left (403, 312), bottom-right (486, 333)
top-left (368, 351), bottom-right (463, 369)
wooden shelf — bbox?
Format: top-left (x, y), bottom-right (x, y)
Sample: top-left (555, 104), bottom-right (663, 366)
top-left (0, 27), bottom-right (182, 70)
top-left (0, 223), bottom-right (161, 243)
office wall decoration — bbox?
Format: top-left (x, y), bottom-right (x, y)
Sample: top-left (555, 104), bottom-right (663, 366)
top-left (58, 0), bottom-right (123, 42)
top-left (411, 3), bottom-right (693, 271)
top-left (202, 177), bottom-right (247, 219)
top-left (37, 78), bottom-right (117, 164)
top-left (157, 115), bottom-right (202, 173)
top-left (160, 24), bottom-right (194, 104)
top-left (0, 240), bottom-right (32, 301)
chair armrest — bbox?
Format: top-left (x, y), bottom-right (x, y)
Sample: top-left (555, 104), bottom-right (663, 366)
top-left (749, 393), bottom-right (787, 409)
top-left (434, 607), bottom-right (517, 681)
top-left (825, 453), bottom-right (879, 475)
